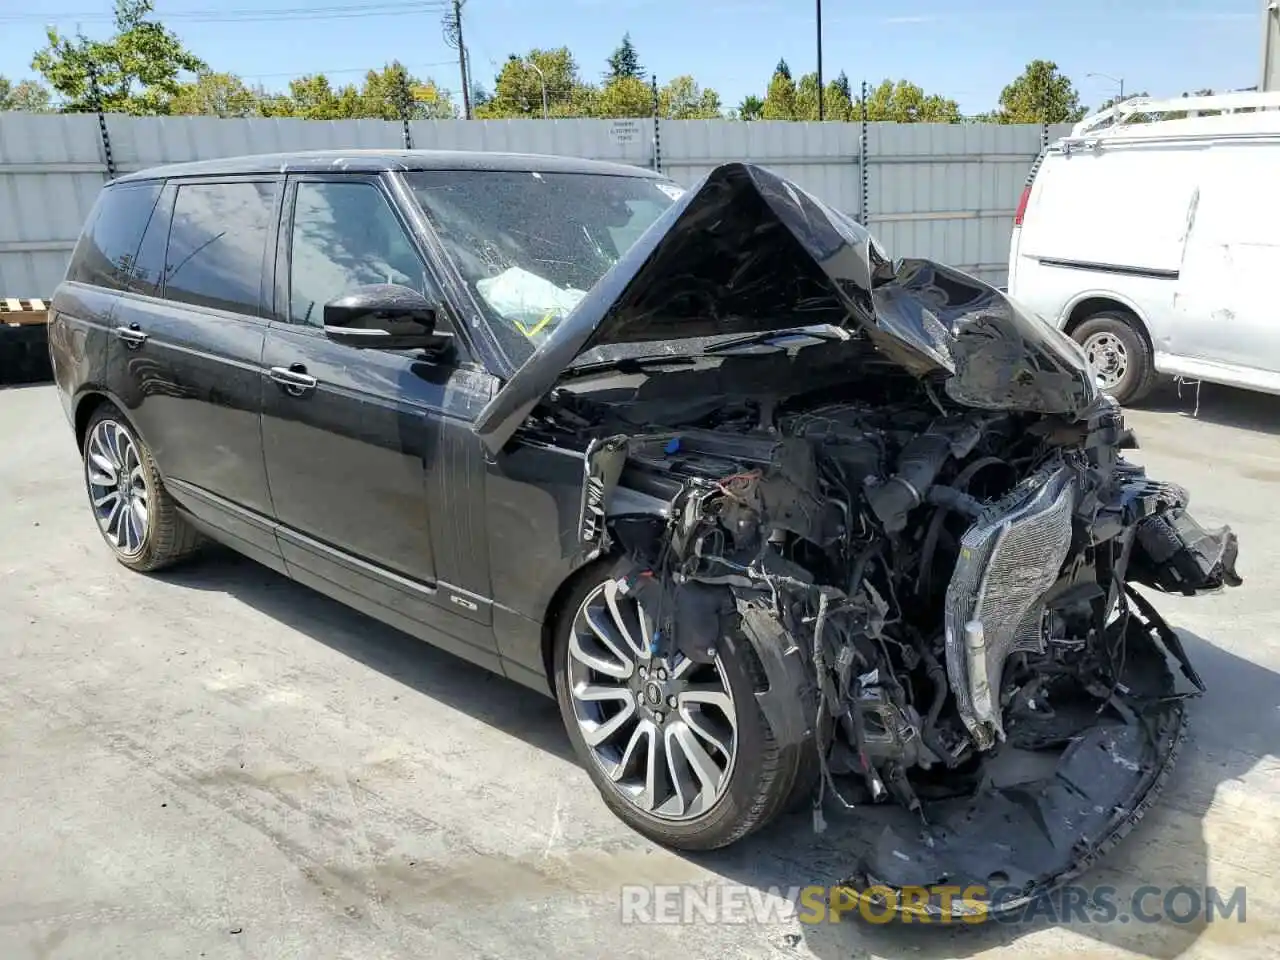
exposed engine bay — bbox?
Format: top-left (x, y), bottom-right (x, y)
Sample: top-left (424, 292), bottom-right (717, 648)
top-left (535, 334), bottom-right (1241, 917)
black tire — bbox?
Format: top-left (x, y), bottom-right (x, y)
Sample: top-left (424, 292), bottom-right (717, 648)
top-left (1071, 311), bottom-right (1158, 406)
top-left (82, 402), bottom-right (203, 573)
top-left (552, 569), bottom-right (801, 850)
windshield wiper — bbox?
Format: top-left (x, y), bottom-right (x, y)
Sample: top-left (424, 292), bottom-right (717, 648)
top-left (559, 354), bottom-right (700, 380)
top-left (702, 323), bottom-right (852, 354)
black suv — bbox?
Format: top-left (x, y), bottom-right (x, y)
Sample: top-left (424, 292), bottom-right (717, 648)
top-left (52, 151), bottom-right (1239, 908)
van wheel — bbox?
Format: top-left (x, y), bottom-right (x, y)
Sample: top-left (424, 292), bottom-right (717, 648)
top-left (552, 573), bottom-right (797, 850)
top-left (1072, 312), bottom-right (1157, 406)
top-left (82, 403), bottom-right (203, 572)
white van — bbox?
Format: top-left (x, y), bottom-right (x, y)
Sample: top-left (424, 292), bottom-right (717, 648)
top-left (1008, 91), bottom-right (1280, 405)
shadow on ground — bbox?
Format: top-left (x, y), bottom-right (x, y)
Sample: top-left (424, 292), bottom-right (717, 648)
top-left (162, 550), bottom-right (1276, 959)
top-left (1138, 380), bottom-right (1280, 437)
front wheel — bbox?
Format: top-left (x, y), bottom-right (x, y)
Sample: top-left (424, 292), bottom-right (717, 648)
top-left (82, 403), bottom-right (203, 572)
top-left (552, 572), bottom-right (802, 850)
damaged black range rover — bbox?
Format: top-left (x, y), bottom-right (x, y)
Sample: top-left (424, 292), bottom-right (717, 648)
top-left (54, 153), bottom-right (1239, 916)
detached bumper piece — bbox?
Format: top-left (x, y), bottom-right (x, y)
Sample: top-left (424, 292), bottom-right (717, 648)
top-left (843, 605), bottom-right (1188, 921)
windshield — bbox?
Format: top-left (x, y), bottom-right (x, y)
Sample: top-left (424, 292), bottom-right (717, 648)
top-left (404, 170), bottom-right (682, 367)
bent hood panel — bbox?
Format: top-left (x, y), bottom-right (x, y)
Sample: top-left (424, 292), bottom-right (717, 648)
top-left (473, 162), bottom-right (1096, 452)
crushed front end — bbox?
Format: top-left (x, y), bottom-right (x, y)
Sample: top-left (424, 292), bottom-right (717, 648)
top-left (586, 386), bottom-right (1238, 917)
top-left (481, 161), bottom-right (1242, 917)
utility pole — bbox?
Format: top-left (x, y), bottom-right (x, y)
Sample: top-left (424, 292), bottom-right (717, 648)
top-left (816, 0), bottom-right (825, 120)
top-left (449, 0), bottom-right (472, 119)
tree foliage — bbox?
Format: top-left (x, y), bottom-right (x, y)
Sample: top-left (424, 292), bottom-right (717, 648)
top-left (10, 7), bottom-right (1114, 126)
top-left (479, 48), bottom-right (580, 117)
top-left (32, 0), bottom-right (205, 114)
top-left (738, 95), bottom-right (764, 121)
top-left (762, 64), bottom-right (797, 119)
top-left (168, 72), bottom-right (260, 118)
top-left (862, 79), bottom-right (961, 123)
top-left (606, 33), bottom-right (643, 82)
top-left (994, 59), bottom-right (1087, 124)
top-left (0, 76), bottom-right (54, 112)
top-left (659, 75), bottom-right (720, 119)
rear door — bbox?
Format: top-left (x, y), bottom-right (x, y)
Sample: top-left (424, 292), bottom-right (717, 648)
top-left (50, 182), bottom-right (163, 424)
top-left (108, 176), bottom-right (283, 569)
top-left (260, 173), bottom-right (500, 668)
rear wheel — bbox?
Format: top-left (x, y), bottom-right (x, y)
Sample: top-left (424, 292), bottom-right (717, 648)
top-left (82, 403), bottom-right (203, 572)
top-left (552, 573), bottom-right (799, 850)
top-left (1072, 311), bottom-right (1157, 406)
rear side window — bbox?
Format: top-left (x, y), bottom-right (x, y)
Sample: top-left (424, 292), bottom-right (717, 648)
top-left (165, 181), bottom-right (276, 316)
top-left (66, 183), bottom-right (163, 291)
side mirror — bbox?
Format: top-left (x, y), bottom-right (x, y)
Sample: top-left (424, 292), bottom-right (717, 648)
top-left (323, 284), bottom-right (450, 352)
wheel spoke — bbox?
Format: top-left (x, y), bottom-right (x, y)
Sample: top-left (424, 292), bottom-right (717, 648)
top-left (605, 721), bottom-right (651, 783)
top-left (604, 578), bottom-right (652, 660)
top-left (574, 682), bottom-right (631, 703)
top-left (92, 490), bottom-right (120, 510)
top-left (581, 698), bottom-right (636, 747)
top-left (669, 722), bottom-right (726, 806)
top-left (569, 623), bottom-right (631, 680)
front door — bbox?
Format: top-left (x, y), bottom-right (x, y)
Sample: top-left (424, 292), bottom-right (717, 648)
top-left (260, 174), bottom-right (499, 667)
top-left (108, 176), bottom-right (282, 568)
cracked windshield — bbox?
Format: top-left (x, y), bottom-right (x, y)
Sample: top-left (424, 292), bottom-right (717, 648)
top-left (406, 170), bottom-right (682, 363)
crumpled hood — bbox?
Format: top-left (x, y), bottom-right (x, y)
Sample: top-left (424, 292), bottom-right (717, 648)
top-left (474, 161), bottom-right (1097, 451)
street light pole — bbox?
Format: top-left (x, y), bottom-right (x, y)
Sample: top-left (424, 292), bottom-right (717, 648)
top-left (527, 59), bottom-right (549, 119)
top-left (816, 0), bottom-right (825, 120)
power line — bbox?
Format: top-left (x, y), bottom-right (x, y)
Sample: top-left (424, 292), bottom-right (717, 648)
top-left (0, 2), bottom-right (450, 24)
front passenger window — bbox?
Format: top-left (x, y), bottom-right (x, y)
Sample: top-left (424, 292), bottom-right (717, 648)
top-left (288, 181), bottom-right (428, 327)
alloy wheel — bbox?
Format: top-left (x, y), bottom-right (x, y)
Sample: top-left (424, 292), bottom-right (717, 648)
top-left (86, 419), bottom-right (150, 557)
top-left (566, 579), bottom-right (739, 820)
top-left (1082, 331), bottom-right (1129, 390)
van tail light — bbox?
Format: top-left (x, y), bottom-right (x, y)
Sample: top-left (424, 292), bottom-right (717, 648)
top-left (1013, 185), bottom-right (1031, 226)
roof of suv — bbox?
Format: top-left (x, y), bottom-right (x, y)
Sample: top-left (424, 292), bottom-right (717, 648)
top-left (111, 148), bottom-right (665, 185)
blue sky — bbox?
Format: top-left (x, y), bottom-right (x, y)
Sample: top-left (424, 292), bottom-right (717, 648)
top-left (0, 0), bottom-right (1263, 115)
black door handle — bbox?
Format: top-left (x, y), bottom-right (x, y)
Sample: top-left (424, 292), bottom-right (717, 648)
top-left (269, 363), bottom-right (318, 397)
top-left (115, 323), bottom-right (148, 349)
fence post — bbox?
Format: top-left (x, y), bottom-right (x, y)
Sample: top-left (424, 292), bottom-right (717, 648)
top-left (651, 74), bottom-right (662, 174)
top-left (859, 80), bottom-right (869, 225)
top-left (88, 66), bottom-right (116, 180)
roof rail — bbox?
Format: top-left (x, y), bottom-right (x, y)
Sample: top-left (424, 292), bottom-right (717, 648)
top-left (1069, 89), bottom-right (1280, 138)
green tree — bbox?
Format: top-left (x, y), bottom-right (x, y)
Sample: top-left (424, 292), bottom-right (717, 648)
top-left (359, 62), bottom-right (456, 119)
top-left (286, 74), bottom-right (362, 120)
top-left (168, 71), bottom-right (259, 118)
top-left (597, 75), bottom-right (653, 117)
top-left (659, 74), bottom-right (721, 119)
top-left (738, 94), bottom-right (764, 120)
top-left (994, 60), bottom-right (1087, 124)
top-left (31, 0), bottom-right (206, 114)
top-left (795, 72), bottom-right (820, 119)
top-left (762, 62), bottom-right (797, 119)
top-left (478, 48), bottom-right (583, 117)
top-left (0, 76), bottom-right (55, 112)
top-left (823, 71), bottom-right (854, 121)
top-left (860, 79), bottom-right (960, 122)
top-left (605, 32), bottom-right (643, 82)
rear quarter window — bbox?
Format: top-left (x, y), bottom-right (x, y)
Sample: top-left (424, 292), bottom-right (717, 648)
top-left (66, 183), bottom-right (164, 291)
